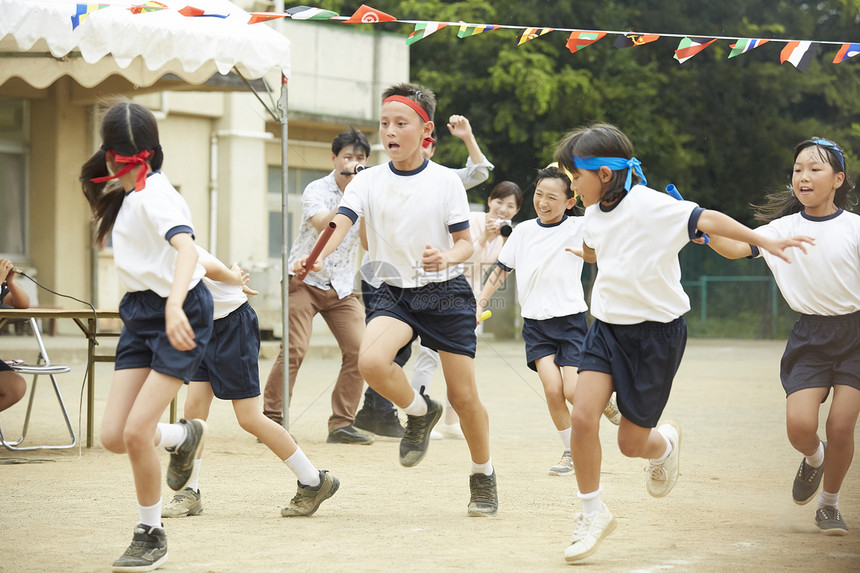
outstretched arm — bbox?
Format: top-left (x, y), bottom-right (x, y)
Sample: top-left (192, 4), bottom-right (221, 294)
top-left (706, 234), bottom-right (754, 260)
top-left (697, 210), bottom-right (814, 263)
top-left (475, 265), bottom-right (510, 322)
top-left (565, 242), bottom-right (596, 264)
top-left (447, 115), bottom-right (486, 166)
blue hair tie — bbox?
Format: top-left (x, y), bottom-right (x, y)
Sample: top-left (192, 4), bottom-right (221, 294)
top-left (572, 156), bottom-right (647, 191)
top-left (810, 138), bottom-right (845, 172)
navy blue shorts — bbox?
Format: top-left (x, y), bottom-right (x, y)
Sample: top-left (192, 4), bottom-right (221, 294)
top-left (781, 311), bottom-right (860, 397)
top-left (365, 275), bottom-right (477, 358)
top-left (115, 282), bottom-right (213, 383)
top-left (579, 317), bottom-right (687, 428)
top-left (522, 313), bottom-right (588, 372)
top-left (361, 280), bottom-right (412, 367)
top-left (191, 302), bottom-right (261, 400)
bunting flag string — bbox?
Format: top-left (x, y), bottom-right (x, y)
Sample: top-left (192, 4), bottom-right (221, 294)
top-left (64, 2), bottom-right (858, 72)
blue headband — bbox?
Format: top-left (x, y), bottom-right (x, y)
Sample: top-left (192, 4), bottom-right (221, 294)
top-left (810, 138), bottom-right (845, 172)
top-left (572, 156), bottom-right (647, 191)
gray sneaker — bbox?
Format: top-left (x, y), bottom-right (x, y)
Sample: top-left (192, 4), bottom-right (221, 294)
top-left (399, 392), bottom-right (442, 467)
top-left (281, 470), bottom-right (340, 517)
top-left (467, 471), bottom-right (499, 517)
top-left (166, 419), bottom-right (207, 491)
top-left (111, 523), bottom-right (167, 572)
top-left (793, 442), bottom-right (825, 505)
top-left (549, 451), bottom-right (574, 476)
top-left (815, 505), bottom-right (848, 536)
top-left (162, 488), bottom-right (203, 518)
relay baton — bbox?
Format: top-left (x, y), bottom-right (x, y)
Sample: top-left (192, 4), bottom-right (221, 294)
top-left (296, 221), bottom-right (336, 281)
top-left (479, 310), bottom-right (492, 323)
top-left (666, 184), bottom-right (709, 244)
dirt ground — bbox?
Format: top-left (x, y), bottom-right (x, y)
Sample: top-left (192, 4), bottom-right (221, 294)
top-left (1, 338), bottom-right (859, 572)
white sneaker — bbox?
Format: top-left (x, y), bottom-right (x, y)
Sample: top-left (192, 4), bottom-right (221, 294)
top-left (645, 421), bottom-right (682, 498)
top-left (162, 487), bottom-right (203, 518)
top-left (439, 422), bottom-right (465, 440)
top-left (602, 396), bottom-right (621, 425)
top-left (549, 451), bottom-right (574, 476)
top-left (563, 503), bottom-right (617, 562)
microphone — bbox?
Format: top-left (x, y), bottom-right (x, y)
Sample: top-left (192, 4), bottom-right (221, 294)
top-left (339, 164), bottom-right (367, 176)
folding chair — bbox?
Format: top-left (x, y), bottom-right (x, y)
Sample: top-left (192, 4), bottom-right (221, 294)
top-left (0, 317), bottom-right (76, 450)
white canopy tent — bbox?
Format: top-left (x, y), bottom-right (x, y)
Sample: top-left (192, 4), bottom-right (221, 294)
top-left (0, 0), bottom-right (296, 430)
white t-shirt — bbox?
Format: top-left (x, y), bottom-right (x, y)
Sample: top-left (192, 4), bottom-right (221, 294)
top-left (339, 159), bottom-right (471, 288)
top-left (196, 247), bottom-right (248, 320)
top-left (754, 209), bottom-right (860, 316)
top-left (583, 185), bottom-right (701, 324)
top-left (496, 215), bottom-right (587, 320)
top-left (287, 171), bottom-right (360, 299)
top-left (111, 172), bottom-right (205, 297)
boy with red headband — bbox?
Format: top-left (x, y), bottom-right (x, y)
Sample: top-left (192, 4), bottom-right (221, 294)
top-left (292, 82), bottom-right (498, 517)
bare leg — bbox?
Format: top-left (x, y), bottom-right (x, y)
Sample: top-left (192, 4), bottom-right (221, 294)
top-left (534, 355), bottom-right (572, 431)
top-left (786, 387), bottom-right (830, 456)
top-left (0, 371), bottom-right (26, 413)
top-left (822, 385), bottom-right (860, 494)
top-left (357, 316), bottom-right (416, 407)
top-left (233, 396), bottom-right (299, 460)
top-left (440, 351), bottom-right (489, 464)
top-left (569, 371), bottom-right (613, 494)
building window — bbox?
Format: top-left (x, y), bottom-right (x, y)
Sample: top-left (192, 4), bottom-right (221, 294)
top-left (0, 97), bottom-right (28, 258)
top-left (267, 165), bottom-right (327, 259)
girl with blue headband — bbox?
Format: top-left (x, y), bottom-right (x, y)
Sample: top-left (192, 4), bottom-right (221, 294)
top-left (707, 137), bottom-right (859, 537)
top-left (554, 123), bottom-right (814, 562)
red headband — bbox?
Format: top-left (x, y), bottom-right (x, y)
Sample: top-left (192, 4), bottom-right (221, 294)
top-left (91, 147), bottom-right (153, 191)
top-left (382, 95), bottom-right (436, 149)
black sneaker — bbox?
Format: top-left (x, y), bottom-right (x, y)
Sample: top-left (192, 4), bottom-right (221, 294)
top-left (376, 410), bottom-right (405, 439)
top-left (327, 424), bottom-right (374, 444)
top-left (815, 505), bottom-right (848, 536)
top-left (166, 418), bottom-right (207, 491)
top-left (353, 406), bottom-right (377, 433)
top-left (399, 392), bottom-right (442, 467)
top-left (111, 523), bottom-right (167, 572)
top-left (468, 471), bottom-right (499, 517)
top-left (793, 442), bottom-right (825, 505)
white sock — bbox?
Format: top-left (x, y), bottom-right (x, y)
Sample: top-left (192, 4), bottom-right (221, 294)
top-left (577, 487), bottom-right (602, 514)
top-left (559, 428), bottom-right (572, 451)
top-left (138, 500), bottom-right (162, 528)
top-left (806, 441), bottom-right (825, 468)
top-left (403, 388), bottom-right (428, 417)
top-left (470, 457), bottom-right (494, 476)
top-left (651, 432), bottom-right (672, 463)
top-left (818, 490), bottom-right (839, 509)
top-left (156, 422), bottom-right (187, 450)
top-left (185, 459), bottom-right (202, 492)
top-left (285, 447), bottom-right (321, 487)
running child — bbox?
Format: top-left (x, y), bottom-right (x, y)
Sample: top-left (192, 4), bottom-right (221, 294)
top-left (162, 247), bottom-right (338, 519)
top-left (293, 82), bottom-right (498, 516)
top-left (554, 123), bottom-right (813, 562)
top-left (475, 167), bottom-right (619, 478)
top-left (81, 101), bottom-right (212, 572)
top-left (706, 137), bottom-right (858, 536)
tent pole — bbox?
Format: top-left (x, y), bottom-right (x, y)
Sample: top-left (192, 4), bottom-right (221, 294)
top-left (278, 73), bottom-right (290, 430)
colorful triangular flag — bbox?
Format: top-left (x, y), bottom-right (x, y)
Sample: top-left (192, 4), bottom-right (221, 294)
top-left (833, 43), bottom-right (860, 64)
top-left (674, 37), bottom-right (717, 64)
top-left (613, 32), bottom-right (660, 49)
top-left (71, 3), bottom-right (107, 30)
top-left (287, 6), bottom-right (338, 20)
top-left (517, 27), bottom-right (553, 46)
top-left (780, 41), bottom-right (819, 72)
top-left (457, 23), bottom-right (497, 38)
top-left (406, 23), bottom-right (448, 45)
top-left (344, 4), bottom-right (396, 24)
top-left (128, 1), bottom-right (167, 14)
top-left (248, 12), bottom-right (287, 24)
top-left (178, 6), bottom-right (227, 18)
top-left (566, 31), bottom-right (606, 53)
top-left (728, 38), bottom-right (769, 58)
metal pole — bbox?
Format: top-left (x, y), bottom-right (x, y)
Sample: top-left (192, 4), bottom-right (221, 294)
top-left (278, 73), bottom-right (290, 429)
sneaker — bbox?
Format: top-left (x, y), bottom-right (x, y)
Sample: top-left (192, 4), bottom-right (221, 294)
top-left (111, 523), bottom-right (167, 572)
top-left (549, 451), bottom-right (574, 476)
top-left (645, 421), bottom-right (681, 498)
top-left (815, 505), bottom-right (848, 536)
top-left (375, 410), bottom-right (405, 439)
top-left (281, 470), bottom-right (340, 517)
top-left (467, 471), bottom-right (499, 517)
top-left (793, 442), bottom-right (825, 505)
top-left (602, 396), bottom-right (621, 426)
top-left (439, 422), bottom-right (465, 440)
top-left (563, 504), bottom-right (617, 562)
top-left (399, 392), bottom-right (442, 467)
top-left (165, 418), bottom-right (207, 491)
top-left (326, 424), bottom-right (374, 445)
top-left (352, 406), bottom-right (376, 433)
top-left (162, 488), bottom-right (203, 518)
